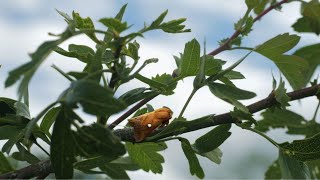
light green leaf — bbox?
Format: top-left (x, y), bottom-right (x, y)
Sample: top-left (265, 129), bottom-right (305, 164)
top-left (265, 159), bottom-right (281, 179)
top-left (126, 142), bottom-right (167, 174)
top-left (255, 33), bottom-right (300, 59)
top-left (193, 124), bottom-right (231, 154)
top-left (245, 0), bottom-right (260, 9)
top-left (62, 80), bottom-right (126, 116)
top-left (150, 10), bottom-right (168, 28)
top-left (279, 149), bottom-right (311, 179)
top-left (5, 28), bottom-right (73, 100)
top-left (180, 138), bottom-right (204, 179)
top-left (40, 107), bottom-right (61, 137)
top-left (274, 77), bottom-right (290, 108)
top-left (180, 39), bottom-right (201, 77)
top-left (99, 18), bottom-right (128, 33)
top-left (197, 148), bottom-right (223, 164)
top-left (0, 152), bottom-right (13, 173)
top-left (307, 160), bottom-right (320, 179)
top-left (280, 132), bottom-right (320, 161)
top-left (208, 82), bottom-right (256, 113)
top-left (51, 107), bottom-right (75, 179)
top-left (72, 12), bottom-right (99, 42)
top-left (14, 102), bottom-right (31, 119)
top-left (158, 18), bottom-right (190, 33)
top-left (293, 43), bottom-right (320, 88)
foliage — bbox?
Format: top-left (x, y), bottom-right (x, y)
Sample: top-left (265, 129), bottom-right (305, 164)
top-left (1, 1), bottom-right (320, 179)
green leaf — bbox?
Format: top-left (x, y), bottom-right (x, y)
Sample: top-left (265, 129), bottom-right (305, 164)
top-left (111, 156), bottom-right (140, 171)
top-left (0, 97), bottom-right (16, 116)
top-left (279, 149), bottom-right (311, 179)
top-left (208, 82), bottom-right (256, 113)
top-left (0, 125), bottom-right (23, 140)
top-left (292, 0), bottom-right (320, 35)
top-left (123, 41), bottom-right (140, 61)
top-left (180, 39), bottom-right (201, 77)
top-left (193, 124), bottom-right (232, 154)
top-left (150, 10), bottom-right (168, 28)
top-left (5, 28), bottom-right (73, 100)
top-left (74, 156), bottom-right (116, 171)
top-left (256, 108), bottom-right (320, 137)
top-left (255, 33), bottom-right (300, 59)
top-left (119, 88), bottom-right (158, 106)
top-left (54, 45), bottom-right (94, 63)
top-left (135, 73), bottom-right (177, 96)
top-left (40, 107), bottom-right (61, 137)
top-left (126, 142), bottom-right (167, 174)
top-left (242, 16), bottom-right (254, 36)
top-left (99, 18), bottom-right (128, 33)
top-left (307, 160), bottom-right (320, 179)
top-left (62, 80), bottom-right (126, 116)
top-left (0, 152), bottom-right (13, 173)
top-left (158, 18), bottom-right (191, 33)
top-left (265, 160), bottom-right (281, 179)
top-left (2, 129), bottom-right (25, 154)
top-left (197, 148), bottom-right (223, 165)
top-left (12, 143), bottom-right (40, 164)
top-left (179, 138), bottom-right (204, 179)
top-left (103, 4), bottom-right (127, 42)
top-left (99, 163), bottom-right (129, 179)
top-left (274, 77), bottom-right (290, 108)
top-left (293, 43), bottom-right (320, 88)
top-left (75, 124), bottom-right (126, 158)
top-left (245, 0), bottom-right (260, 9)
top-left (272, 55), bottom-right (309, 90)
top-left (224, 70), bottom-right (245, 80)
top-left (279, 132), bottom-right (320, 162)
top-left (147, 117), bottom-right (188, 141)
top-left (253, 0), bottom-right (268, 14)
top-left (72, 12), bottom-right (99, 42)
top-left (14, 102), bottom-right (31, 119)
top-left (51, 107), bottom-right (75, 179)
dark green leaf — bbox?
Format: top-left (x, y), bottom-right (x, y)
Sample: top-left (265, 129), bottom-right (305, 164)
top-left (51, 107), bottom-right (75, 179)
top-left (193, 124), bottom-right (231, 154)
top-left (292, 0), bottom-right (320, 35)
top-left (279, 149), bottom-right (311, 179)
top-left (0, 152), bottom-right (13, 173)
top-left (54, 44), bottom-right (94, 63)
top-left (5, 28), bottom-right (73, 99)
top-left (256, 33), bottom-right (300, 59)
top-left (179, 138), bottom-right (204, 179)
top-left (279, 132), bottom-right (320, 162)
top-left (62, 80), bottom-right (126, 116)
top-left (99, 163), bottom-right (129, 179)
top-left (12, 143), bottom-right (40, 164)
top-left (265, 160), bottom-right (281, 179)
top-left (126, 142), bottom-right (167, 174)
top-left (119, 87), bottom-right (158, 106)
top-left (14, 102), bottom-right (30, 119)
top-left (245, 0), bottom-right (260, 9)
top-left (147, 117), bottom-right (188, 141)
top-left (2, 129), bottom-right (25, 154)
top-left (180, 39), bottom-right (201, 77)
top-left (274, 77), bottom-right (290, 108)
top-left (0, 125), bottom-right (23, 140)
top-left (293, 43), bottom-right (320, 88)
top-left (74, 156), bottom-right (116, 171)
top-left (0, 97), bottom-right (16, 116)
top-left (151, 73), bottom-right (177, 95)
top-left (111, 156), bottom-right (140, 171)
top-left (75, 124), bottom-right (126, 158)
top-left (208, 82), bottom-right (256, 113)
top-left (40, 107), bottom-right (61, 137)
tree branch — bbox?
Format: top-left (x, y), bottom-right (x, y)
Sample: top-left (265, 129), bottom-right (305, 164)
top-left (1, 84), bottom-right (319, 179)
top-left (0, 160), bottom-right (52, 179)
top-left (109, 0), bottom-right (291, 128)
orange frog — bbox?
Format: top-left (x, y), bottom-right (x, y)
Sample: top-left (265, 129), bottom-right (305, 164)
top-left (128, 107), bottom-right (173, 142)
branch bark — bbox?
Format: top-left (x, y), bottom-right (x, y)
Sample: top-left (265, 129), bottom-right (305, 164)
top-left (1, 84), bottom-right (319, 179)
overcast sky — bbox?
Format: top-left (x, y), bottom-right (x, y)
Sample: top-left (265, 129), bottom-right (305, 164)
top-left (0, 0), bottom-right (319, 179)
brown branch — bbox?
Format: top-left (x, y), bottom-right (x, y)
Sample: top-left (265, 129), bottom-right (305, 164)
top-left (109, 0), bottom-right (291, 129)
top-left (208, 0), bottom-right (289, 56)
top-left (1, 84), bottom-right (319, 179)
top-left (0, 160), bottom-right (52, 179)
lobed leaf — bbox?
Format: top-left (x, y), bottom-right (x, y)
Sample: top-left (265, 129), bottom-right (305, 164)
top-left (126, 142), bottom-right (167, 174)
top-left (180, 39), bottom-right (201, 78)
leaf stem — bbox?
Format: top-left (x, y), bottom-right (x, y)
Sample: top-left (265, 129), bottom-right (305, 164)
top-left (236, 123), bottom-right (279, 148)
top-left (34, 141), bottom-right (50, 156)
top-left (51, 64), bottom-right (74, 82)
top-left (311, 100), bottom-right (320, 121)
top-left (178, 88), bottom-right (198, 119)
